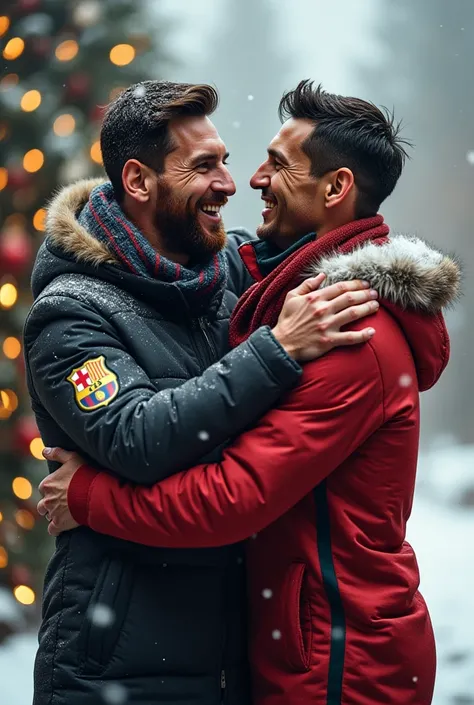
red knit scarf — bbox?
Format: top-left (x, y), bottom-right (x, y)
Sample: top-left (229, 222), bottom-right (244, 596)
top-left (229, 215), bottom-right (389, 347)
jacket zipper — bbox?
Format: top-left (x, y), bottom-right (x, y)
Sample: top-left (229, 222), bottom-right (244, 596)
top-left (197, 316), bottom-right (217, 363)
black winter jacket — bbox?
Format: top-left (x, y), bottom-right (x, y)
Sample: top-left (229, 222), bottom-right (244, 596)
top-left (24, 180), bottom-right (301, 705)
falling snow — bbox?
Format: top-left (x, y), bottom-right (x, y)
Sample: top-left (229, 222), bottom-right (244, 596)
top-left (466, 151), bottom-right (474, 165)
top-left (101, 682), bottom-right (128, 705)
top-left (198, 430), bottom-right (210, 441)
top-left (262, 589), bottom-right (273, 599)
top-left (88, 603), bottom-right (115, 628)
top-left (272, 629), bottom-right (282, 640)
top-left (399, 374), bottom-right (413, 388)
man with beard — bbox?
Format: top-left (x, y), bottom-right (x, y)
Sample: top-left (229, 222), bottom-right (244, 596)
top-left (24, 81), bottom-right (378, 705)
top-left (40, 81), bottom-right (460, 705)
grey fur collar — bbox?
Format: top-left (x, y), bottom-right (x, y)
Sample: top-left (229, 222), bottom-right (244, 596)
top-left (311, 236), bottom-right (461, 314)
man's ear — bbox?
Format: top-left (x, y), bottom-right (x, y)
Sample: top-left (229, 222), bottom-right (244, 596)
top-left (122, 159), bottom-right (154, 203)
top-left (324, 168), bottom-right (355, 209)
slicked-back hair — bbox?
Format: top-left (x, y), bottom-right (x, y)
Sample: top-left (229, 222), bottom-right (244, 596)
top-left (279, 80), bottom-right (411, 217)
top-left (100, 81), bottom-right (219, 201)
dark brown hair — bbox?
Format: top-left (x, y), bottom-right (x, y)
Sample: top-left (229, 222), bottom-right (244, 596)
top-left (100, 81), bottom-right (219, 201)
top-left (279, 80), bottom-right (411, 216)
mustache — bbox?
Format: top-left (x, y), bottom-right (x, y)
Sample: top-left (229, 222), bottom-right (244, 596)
top-left (197, 194), bottom-right (228, 207)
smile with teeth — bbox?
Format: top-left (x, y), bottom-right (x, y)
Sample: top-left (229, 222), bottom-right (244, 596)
top-left (264, 200), bottom-right (276, 210)
top-left (200, 204), bottom-right (222, 216)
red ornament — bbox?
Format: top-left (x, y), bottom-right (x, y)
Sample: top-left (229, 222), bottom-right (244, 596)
top-left (66, 73), bottom-right (90, 100)
top-left (18, 0), bottom-right (41, 12)
top-left (7, 168), bottom-right (31, 191)
top-left (14, 416), bottom-right (40, 456)
top-left (0, 230), bottom-right (33, 277)
top-left (11, 564), bottom-right (32, 587)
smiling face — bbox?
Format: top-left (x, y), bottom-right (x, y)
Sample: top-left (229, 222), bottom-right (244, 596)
top-left (250, 118), bottom-right (328, 247)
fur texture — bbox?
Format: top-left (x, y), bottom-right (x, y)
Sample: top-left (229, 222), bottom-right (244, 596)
top-left (310, 236), bottom-right (461, 313)
top-left (46, 178), bottom-right (118, 267)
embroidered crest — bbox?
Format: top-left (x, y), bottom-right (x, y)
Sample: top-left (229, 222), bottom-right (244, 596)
top-left (67, 356), bottom-right (119, 411)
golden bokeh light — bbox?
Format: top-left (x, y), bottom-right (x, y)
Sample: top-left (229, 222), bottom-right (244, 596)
top-left (0, 16), bottom-right (10, 37)
top-left (55, 39), bottom-right (79, 61)
top-left (12, 477), bottom-right (33, 500)
top-left (0, 283), bottom-right (18, 308)
top-left (33, 208), bottom-right (46, 231)
top-left (3, 337), bottom-right (21, 359)
top-left (0, 512), bottom-right (3, 522)
top-left (20, 89), bottom-right (42, 112)
top-left (3, 37), bottom-right (25, 61)
top-left (0, 167), bottom-right (7, 191)
top-left (109, 44), bottom-right (135, 66)
top-left (1, 389), bottom-right (18, 412)
top-left (90, 140), bottom-right (102, 164)
top-left (23, 148), bottom-right (44, 173)
top-left (53, 113), bottom-right (75, 137)
top-left (15, 509), bottom-right (35, 531)
top-left (14, 585), bottom-right (35, 605)
top-left (0, 546), bottom-right (8, 569)
top-left (30, 437), bottom-right (45, 460)
top-left (0, 124), bottom-right (8, 141)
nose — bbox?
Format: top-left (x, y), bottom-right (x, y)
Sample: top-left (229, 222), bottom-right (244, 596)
top-left (250, 162), bottom-right (271, 190)
top-left (212, 166), bottom-right (236, 197)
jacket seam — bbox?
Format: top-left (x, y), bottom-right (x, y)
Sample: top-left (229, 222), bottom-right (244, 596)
top-left (366, 341), bottom-right (386, 424)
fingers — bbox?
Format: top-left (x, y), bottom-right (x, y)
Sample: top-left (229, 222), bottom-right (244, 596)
top-left (312, 279), bottom-right (371, 303)
top-left (332, 327), bottom-right (376, 347)
top-left (37, 498), bottom-right (48, 516)
top-left (328, 288), bottom-right (378, 315)
top-left (42, 447), bottom-right (74, 464)
top-left (331, 299), bottom-right (379, 328)
top-left (288, 273), bottom-right (326, 297)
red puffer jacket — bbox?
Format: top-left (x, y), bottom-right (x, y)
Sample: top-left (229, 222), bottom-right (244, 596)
top-left (68, 235), bottom-right (459, 705)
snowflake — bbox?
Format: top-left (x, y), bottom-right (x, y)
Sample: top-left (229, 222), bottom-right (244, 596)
top-left (232, 121), bottom-right (241, 129)
top-left (262, 589), bottom-right (273, 599)
top-left (132, 85), bottom-right (147, 99)
top-left (466, 151), bottom-right (474, 165)
top-left (331, 626), bottom-right (344, 640)
top-left (88, 603), bottom-right (115, 628)
top-left (247, 95), bottom-right (254, 101)
top-left (272, 629), bottom-right (282, 640)
top-left (101, 682), bottom-right (127, 704)
top-left (412, 676), bottom-right (418, 683)
top-left (198, 430), bottom-right (210, 441)
top-left (398, 374), bottom-right (412, 388)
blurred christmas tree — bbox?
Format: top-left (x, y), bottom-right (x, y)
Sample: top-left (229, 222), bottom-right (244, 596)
top-left (0, 0), bottom-right (168, 638)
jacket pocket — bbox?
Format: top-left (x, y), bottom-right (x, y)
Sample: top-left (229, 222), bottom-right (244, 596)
top-left (282, 562), bottom-right (312, 672)
top-left (79, 556), bottom-right (134, 675)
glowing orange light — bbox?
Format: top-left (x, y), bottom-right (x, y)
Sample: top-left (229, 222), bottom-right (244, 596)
top-left (20, 89), bottom-right (42, 112)
top-left (0, 546), bottom-right (8, 569)
top-left (0, 167), bottom-right (7, 191)
top-left (89, 141), bottom-right (102, 165)
top-left (55, 39), bottom-right (79, 62)
top-left (0, 16), bottom-right (10, 37)
top-left (3, 37), bottom-right (25, 61)
top-left (0, 283), bottom-right (18, 308)
top-left (23, 148), bottom-right (44, 173)
top-left (53, 114), bottom-right (75, 137)
top-left (15, 509), bottom-right (35, 530)
top-left (0, 73), bottom-right (19, 88)
top-left (30, 437), bottom-right (45, 460)
top-left (12, 477), bottom-right (32, 500)
top-left (109, 44), bottom-right (135, 66)
top-left (33, 208), bottom-right (46, 231)
top-left (14, 585), bottom-right (35, 605)
top-left (1, 389), bottom-right (18, 412)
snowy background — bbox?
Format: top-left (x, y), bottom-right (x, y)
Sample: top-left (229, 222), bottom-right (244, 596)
top-left (2, 0), bottom-right (473, 703)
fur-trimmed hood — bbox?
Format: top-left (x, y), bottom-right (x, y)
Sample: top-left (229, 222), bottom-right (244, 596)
top-left (311, 235), bottom-right (461, 315)
top-left (45, 178), bottom-right (117, 267)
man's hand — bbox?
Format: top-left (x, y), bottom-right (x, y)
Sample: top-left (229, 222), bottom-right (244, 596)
top-left (272, 274), bottom-right (379, 362)
top-left (37, 447), bottom-right (85, 536)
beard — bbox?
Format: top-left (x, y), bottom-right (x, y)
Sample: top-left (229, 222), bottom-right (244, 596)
top-left (154, 181), bottom-right (227, 263)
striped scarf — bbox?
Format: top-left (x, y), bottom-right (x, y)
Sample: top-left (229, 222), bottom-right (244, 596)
top-left (78, 182), bottom-right (228, 311)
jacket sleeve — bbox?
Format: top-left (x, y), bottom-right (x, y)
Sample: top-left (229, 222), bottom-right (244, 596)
top-left (68, 343), bottom-right (384, 545)
top-left (25, 295), bottom-right (301, 485)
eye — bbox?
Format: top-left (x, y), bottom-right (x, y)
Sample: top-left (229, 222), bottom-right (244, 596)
top-left (223, 159), bottom-right (229, 166)
top-left (196, 162), bottom-right (210, 172)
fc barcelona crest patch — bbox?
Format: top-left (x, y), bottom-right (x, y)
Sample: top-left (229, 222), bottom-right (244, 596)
top-left (67, 355), bottom-right (119, 412)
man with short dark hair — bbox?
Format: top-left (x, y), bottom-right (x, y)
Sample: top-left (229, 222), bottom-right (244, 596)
top-left (25, 80), bottom-right (377, 705)
top-left (41, 81), bottom-right (460, 704)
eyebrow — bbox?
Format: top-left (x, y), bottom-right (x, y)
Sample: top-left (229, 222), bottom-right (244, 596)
top-left (267, 147), bottom-right (289, 165)
top-left (190, 151), bottom-right (230, 167)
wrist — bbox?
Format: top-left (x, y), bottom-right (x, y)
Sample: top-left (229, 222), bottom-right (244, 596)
top-left (271, 324), bottom-right (300, 361)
